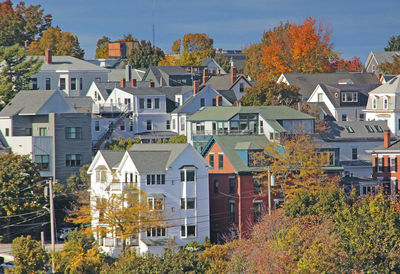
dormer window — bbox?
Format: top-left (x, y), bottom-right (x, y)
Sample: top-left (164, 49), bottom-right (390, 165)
top-left (341, 92), bottom-right (358, 102)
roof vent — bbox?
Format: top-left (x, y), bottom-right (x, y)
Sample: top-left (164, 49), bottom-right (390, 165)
top-left (338, 79), bottom-right (354, 85)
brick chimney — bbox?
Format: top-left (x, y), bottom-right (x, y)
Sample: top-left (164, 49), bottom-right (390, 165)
top-left (231, 67), bottom-right (237, 84)
top-left (203, 68), bottom-right (209, 84)
top-left (45, 49), bottom-right (52, 64)
top-left (384, 130), bottom-right (391, 149)
top-left (193, 80), bottom-right (199, 95)
top-left (120, 78), bottom-right (126, 88)
top-left (149, 82), bottom-right (155, 88)
top-left (131, 79), bottom-right (136, 87)
top-left (24, 40), bottom-right (29, 48)
top-left (216, 95), bottom-right (222, 106)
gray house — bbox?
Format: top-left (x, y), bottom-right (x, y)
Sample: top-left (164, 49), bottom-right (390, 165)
top-left (364, 51), bottom-right (400, 75)
top-left (0, 90), bottom-right (92, 183)
top-left (142, 66), bottom-right (202, 87)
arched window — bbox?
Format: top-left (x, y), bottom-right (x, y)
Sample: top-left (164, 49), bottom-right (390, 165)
top-left (372, 97), bottom-right (377, 109)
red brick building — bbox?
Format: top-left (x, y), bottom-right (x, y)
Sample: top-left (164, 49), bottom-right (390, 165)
top-left (371, 130), bottom-right (400, 194)
top-left (202, 135), bottom-right (279, 243)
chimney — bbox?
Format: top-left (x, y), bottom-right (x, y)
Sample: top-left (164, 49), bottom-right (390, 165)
top-left (120, 78), bottom-right (126, 88)
top-left (45, 49), bottom-right (52, 64)
top-left (24, 40), bottom-right (29, 48)
top-left (231, 67), bottom-right (237, 84)
top-left (384, 130), bottom-right (391, 149)
top-left (131, 79), bottom-right (137, 87)
top-left (149, 82), bottom-right (155, 88)
top-left (193, 80), bottom-right (199, 95)
top-left (203, 68), bottom-right (209, 84)
top-left (216, 95), bottom-right (222, 106)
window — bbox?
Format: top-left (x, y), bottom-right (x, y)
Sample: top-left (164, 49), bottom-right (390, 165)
top-left (365, 125), bottom-right (375, 133)
top-left (352, 148), bottom-right (357, 160)
top-left (378, 158), bottom-right (383, 172)
top-left (181, 225), bottom-right (196, 237)
top-left (228, 201), bottom-right (235, 223)
top-left (240, 83), bottom-right (244, 92)
top-left (253, 178), bottom-right (261, 194)
top-left (31, 78), bottom-right (38, 90)
top-left (317, 93), bottom-right (323, 102)
top-left (146, 120), bottom-right (152, 131)
top-left (209, 154), bottom-right (214, 168)
top-left (359, 113), bottom-right (365, 121)
top-left (66, 154), bottom-right (81, 167)
top-left (146, 174), bottom-right (165, 185)
top-left (384, 97), bottom-right (389, 109)
top-left (166, 120), bottom-right (171, 130)
top-left (95, 121), bottom-right (100, 131)
top-left (155, 98), bottom-right (160, 109)
top-left (65, 127), bottom-right (82, 139)
top-left (391, 158), bottom-right (398, 172)
top-left (139, 98), bottom-right (144, 109)
top-left (180, 117), bottom-right (185, 131)
top-left (200, 98), bottom-right (205, 107)
top-left (181, 198), bottom-right (195, 209)
top-left (148, 197), bottom-right (164, 210)
top-left (260, 120), bottom-right (263, 133)
top-left (229, 178), bottom-right (236, 195)
top-left (120, 121), bottom-right (125, 131)
top-left (214, 180), bottom-right (219, 193)
top-left (345, 126), bottom-right (354, 133)
top-left (71, 78), bottom-right (76, 90)
top-left (181, 170), bottom-right (195, 182)
top-left (39, 127), bottom-right (47, 136)
top-left (341, 92), bottom-right (358, 102)
top-left (96, 170), bottom-right (107, 182)
top-left (24, 128), bottom-right (32, 136)
top-left (212, 98), bottom-right (216, 106)
top-left (177, 98), bottom-right (181, 106)
top-left (5, 128), bottom-right (9, 136)
top-left (269, 132), bottom-right (274, 140)
top-left (79, 78), bottom-right (83, 90)
top-left (341, 114), bottom-right (347, 121)
top-left (218, 154), bottom-right (224, 169)
top-left (172, 119), bottom-right (176, 130)
top-left (147, 98), bottom-right (152, 108)
top-left (374, 125), bottom-right (383, 133)
top-left (45, 78), bottom-right (51, 90)
top-left (96, 77), bottom-right (101, 82)
top-left (130, 120), bottom-right (134, 131)
top-left (253, 201), bottom-right (262, 223)
top-left (59, 78), bottom-right (66, 90)
top-left (35, 155), bottom-right (49, 171)
top-left (147, 226), bottom-right (166, 237)
top-left (372, 97), bottom-right (377, 109)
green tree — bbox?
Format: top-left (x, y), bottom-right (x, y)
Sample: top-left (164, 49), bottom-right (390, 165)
top-left (0, 153), bottom-right (45, 241)
top-left (127, 40), bottom-right (165, 69)
top-left (238, 80), bottom-right (300, 107)
top-left (0, 44), bottom-right (42, 108)
top-left (385, 34), bottom-right (400, 51)
top-left (104, 137), bottom-right (141, 150)
top-left (12, 235), bottom-right (49, 273)
top-left (0, 1), bottom-right (52, 46)
top-left (214, 54), bottom-right (231, 73)
top-left (55, 229), bottom-right (104, 274)
top-left (27, 26), bottom-right (84, 59)
top-left (95, 36), bottom-right (111, 59)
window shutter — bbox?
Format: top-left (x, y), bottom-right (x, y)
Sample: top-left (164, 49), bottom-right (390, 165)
top-left (396, 158), bottom-right (398, 172)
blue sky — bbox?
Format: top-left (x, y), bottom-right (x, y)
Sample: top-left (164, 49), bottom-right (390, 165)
top-left (23, 0), bottom-right (400, 63)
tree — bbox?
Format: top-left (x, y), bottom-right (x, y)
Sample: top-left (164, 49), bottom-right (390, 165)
top-left (385, 35), bottom-right (400, 51)
top-left (171, 38), bottom-right (181, 54)
top-left (214, 54), bottom-right (231, 73)
top-left (0, 44), bottom-right (42, 107)
top-left (244, 43), bottom-right (265, 81)
top-left (157, 135), bottom-right (187, 144)
top-left (158, 54), bottom-right (178, 66)
top-left (0, 153), bottom-right (45, 241)
top-left (70, 184), bottom-right (166, 254)
top-left (0, 1), bottom-right (52, 46)
top-left (95, 36), bottom-right (110, 59)
top-left (127, 40), bottom-right (164, 69)
top-left (104, 137), bottom-right (141, 150)
top-left (12, 235), bottom-right (49, 273)
top-left (182, 33), bottom-right (214, 59)
top-left (377, 54), bottom-right (400, 75)
top-left (329, 56), bottom-right (363, 72)
top-left (27, 26), bottom-right (84, 59)
top-left (239, 80), bottom-right (300, 107)
top-left (55, 229), bottom-right (104, 274)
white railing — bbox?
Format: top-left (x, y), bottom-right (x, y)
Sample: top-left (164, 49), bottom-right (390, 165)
top-left (93, 103), bottom-right (133, 114)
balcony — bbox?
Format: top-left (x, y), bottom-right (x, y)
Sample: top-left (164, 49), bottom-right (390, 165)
top-left (93, 103), bottom-right (132, 114)
top-left (192, 129), bottom-right (257, 136)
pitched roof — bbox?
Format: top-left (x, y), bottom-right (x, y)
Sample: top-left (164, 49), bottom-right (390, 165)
top-left (188, 106), bottom-right (314, 121)
top-left (65, 96), bottom-right (94, 112)
top-left (370, 139), bottom-right (400, 152)
top-left (281, 72), bottom-right (380, 98)
top-left (368, 75), bottom-right (400, 95)
top-left (324, 120), bottom-right (391, 142)
top-left (218, 90), bottom-right (238, 104)
top-left (128, 143), bottom-right (189, 173)
top-left (211, 135), bottom-right (268, 172)
top-left (33, 56), bottom-right (109, 71)
top-left (0, 90), bottom-right (74, 117)
top-left (205, 75), bottom-right (233, 90)
top-left (99, 150), bottom-right (125, 169)
top-left (370, 51), bottom-right (400, 65)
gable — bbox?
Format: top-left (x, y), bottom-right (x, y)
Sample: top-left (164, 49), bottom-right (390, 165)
top-left (37, 92), bottom-right (76, 114)
top-left (205, 141), bottom-right (236, 174)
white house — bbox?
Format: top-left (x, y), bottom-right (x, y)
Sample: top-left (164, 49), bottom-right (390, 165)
top-left (87, 143), bottom-right (210, 256)
top-left (308, 83), bottom-right (379, 121)
top-left (364, 75), bottom-right (400, 136)
top-left (30, 50), bottom-right (109, 97)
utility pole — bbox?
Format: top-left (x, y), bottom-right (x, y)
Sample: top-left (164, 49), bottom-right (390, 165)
top-left (49, 180), bottom-right (56, 273)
